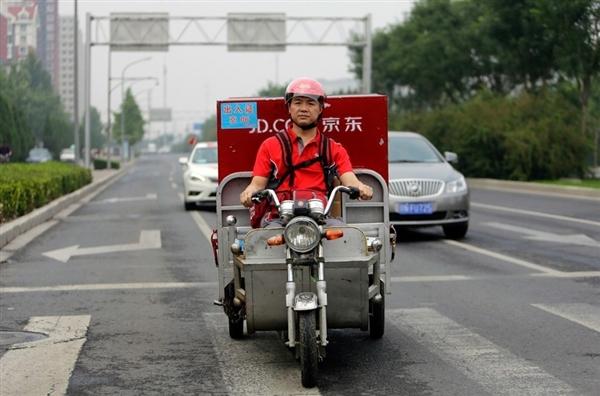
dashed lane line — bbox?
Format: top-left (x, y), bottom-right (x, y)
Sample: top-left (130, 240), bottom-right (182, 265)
top-left (531, 303), bottom-right (600, 335)
top-left (472, 202), bottom-right (600, 227)
top-left (388, 308), bottom-right (576, 395)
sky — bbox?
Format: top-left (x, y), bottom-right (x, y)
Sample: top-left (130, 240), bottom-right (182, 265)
top-left (59, 0), bottom-right (416, 137)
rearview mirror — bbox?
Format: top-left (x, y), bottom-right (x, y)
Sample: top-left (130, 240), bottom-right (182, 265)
top-left (178, 157), bottom-right (188, 165)
top-left (444, 151), bottom-right (458, 164)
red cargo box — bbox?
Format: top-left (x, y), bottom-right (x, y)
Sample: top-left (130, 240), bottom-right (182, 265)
top-left (216, 94), bottom-right (388, 182)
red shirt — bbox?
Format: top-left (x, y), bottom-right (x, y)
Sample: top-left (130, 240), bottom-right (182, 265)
top-left (252, 126), bottom-right (353, 195)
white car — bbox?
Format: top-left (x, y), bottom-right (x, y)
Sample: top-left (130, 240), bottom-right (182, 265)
top-left (59, 146), bottom-right (76, 162)
top-left (179, 142), bottom-right (218, 210)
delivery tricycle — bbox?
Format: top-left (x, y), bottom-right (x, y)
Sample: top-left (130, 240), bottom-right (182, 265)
top-left (211, 94), bottom-right (394, 388)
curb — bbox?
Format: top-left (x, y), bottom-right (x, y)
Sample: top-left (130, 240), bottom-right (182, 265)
top-left (0, 164), bottom-right (131, 249)
top-left (467, 178), bottom-right (600, 200)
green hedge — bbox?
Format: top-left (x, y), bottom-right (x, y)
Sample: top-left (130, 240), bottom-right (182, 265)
top-left (0, 162), bottom-right (92, 223)
top-left (93, 158), bottom-right (120, 170)
top-left (393, 90), bottom-right (591, 180)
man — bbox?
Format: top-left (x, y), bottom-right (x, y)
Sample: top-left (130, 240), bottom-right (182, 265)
top-left (240, 77), bottom-right (373, 227)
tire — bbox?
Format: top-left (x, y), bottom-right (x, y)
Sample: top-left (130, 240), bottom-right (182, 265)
top-left (184, 201), bottom-right (195, 211)
top-left (298, 311), bottom-right (318, 388)
top-left (228, 316), bottom-right (244, 339)
top-left (443, 221), bottom-right (468, 239)
top-left (369, 280), bottom-right (385, 339)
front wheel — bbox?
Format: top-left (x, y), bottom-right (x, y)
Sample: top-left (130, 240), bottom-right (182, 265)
top-left (369, 280), bottom-right (385, 338)
top-left (228, 316), bottom-right (244, 339)
top-left (298, 311), bottom-right (318, 388)
top-left (443, 221), bottom-right (468, 239)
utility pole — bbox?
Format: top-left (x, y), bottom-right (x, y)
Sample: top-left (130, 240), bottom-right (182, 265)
top-left (73, 0), bottom-right (80, 163)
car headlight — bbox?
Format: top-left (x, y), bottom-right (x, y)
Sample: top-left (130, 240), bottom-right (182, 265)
top-left (284, 217), bottom-right (321, 253)
top-left (190, 174), bottom-right (208, 182)
top-left (446, 176), bottom-right (467, 193)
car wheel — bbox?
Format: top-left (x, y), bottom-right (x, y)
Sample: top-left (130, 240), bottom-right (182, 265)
top-left (184, 201), bottom-right (195, 211)
top-left (443, 222), bottom-right (468, 239)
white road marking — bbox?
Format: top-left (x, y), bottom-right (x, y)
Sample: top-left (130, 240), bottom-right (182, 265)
top-left (0, 315), bottom-right (91, 396)
top-left (484, 222), bottom-right (600, 248)
top-left (531, 303), bottom-right (600, 334)
top-left (392, 275), bottom-right (472, 282)
top-left (388, 308), bottom-right (576, 395)
top-left (190, 211), bottom-right (214, 241)
top-left (0, 281), bottom-right (217, 293)
top-left (43, 230), bottom-right (161, 262)
top-left (443, 239), bottom-right (562, 274)
top-left (91, 193), bottom-right (157, 204)
top-left (472, 202), bottom-right (600, 227)
top-left (203, 313), bottom-right (321, 395)
top-left (533, 271), bottom-right (600, 278)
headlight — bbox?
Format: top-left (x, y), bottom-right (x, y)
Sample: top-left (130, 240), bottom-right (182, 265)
top-left (446, 176), bottom-right (467, 193)
top-left (190, 174), bottom-right (208, 182)
top-left (284, 217), bottom-right (321, 253)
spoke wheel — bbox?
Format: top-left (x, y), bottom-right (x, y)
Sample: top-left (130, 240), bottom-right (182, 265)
top-left (298, 311), bottom-right (318, 388)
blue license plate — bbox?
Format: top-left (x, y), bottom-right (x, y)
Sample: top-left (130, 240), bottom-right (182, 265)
top-left (398, 202), bottom-right (433, 215)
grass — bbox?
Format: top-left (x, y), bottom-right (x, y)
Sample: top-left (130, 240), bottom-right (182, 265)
top-left (535, 179), bottom-right (600, 189)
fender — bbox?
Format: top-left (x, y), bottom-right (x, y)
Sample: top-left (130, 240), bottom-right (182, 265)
top-left (293, 292), bottom-right (318, 311)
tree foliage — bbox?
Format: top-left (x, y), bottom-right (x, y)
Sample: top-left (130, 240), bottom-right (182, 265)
top-left (112, 88), bottom-right (145, 146)
top-left (0, 52), bottom-right (73, 159)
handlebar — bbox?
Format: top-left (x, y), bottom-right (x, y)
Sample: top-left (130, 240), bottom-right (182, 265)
top-left (251, 189), bottom-right (281, 208)
top-left (323, 186), bottom-right (359, 215)
top-left (252, 185), bottom-right (359, 216)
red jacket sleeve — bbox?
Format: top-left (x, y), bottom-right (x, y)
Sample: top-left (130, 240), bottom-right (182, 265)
top-left (330, 139), bottom-right (353, 175)
top-left (252, 138), bottom-right (274, 178)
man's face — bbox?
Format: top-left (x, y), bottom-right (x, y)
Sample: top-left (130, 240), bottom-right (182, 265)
top-left (288, 96), bottom-right (322, 128)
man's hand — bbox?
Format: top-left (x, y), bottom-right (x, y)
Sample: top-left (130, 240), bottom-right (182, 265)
top-left (357, 182), bottom-right (373, 200)
top-left (240, 176), bottom-right (269, 208)
top-left (240, 187), bottom-right (256, 208)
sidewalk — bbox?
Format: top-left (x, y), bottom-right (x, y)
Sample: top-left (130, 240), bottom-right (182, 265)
top-left (0, 166), bottom-right (127, 251)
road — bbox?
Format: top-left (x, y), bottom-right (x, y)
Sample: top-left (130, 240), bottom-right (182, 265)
top-left (1, 154), bottom-right (599, 395)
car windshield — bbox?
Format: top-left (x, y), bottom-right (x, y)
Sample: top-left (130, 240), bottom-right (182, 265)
top-left (388, 136), bottom-right (442, 163)
top-left (191, 147), bottom-right (217, 164)
top-left (30, 149), bottom-right (49, 158)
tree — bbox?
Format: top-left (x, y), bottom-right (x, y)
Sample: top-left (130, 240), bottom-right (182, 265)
top-left (113, 88), bottom-right (145, 146)
top-left (256, 81), bottom-right (287, 97)
top-left (78, 107), bottom-right (105, 150)
top-left (201, 114), bottom-right (217, 141)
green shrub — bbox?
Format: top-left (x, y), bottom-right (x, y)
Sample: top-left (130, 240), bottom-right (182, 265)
top-left (0, 162), bottom-right (92, 223)
top-left (93, 158), bottom-right (120, 170)
top-left (393, 90), bottom-right (589, 180)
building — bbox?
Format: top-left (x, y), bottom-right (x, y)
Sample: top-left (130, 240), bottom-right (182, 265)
top-left (0, 1), bottom-right (59, 88)
top-left (59, 15), bottom-right (83, 122)
top-left (3, 2), bottom-right (38, 63)
top-left (35, 0), bottom-right (59, 89)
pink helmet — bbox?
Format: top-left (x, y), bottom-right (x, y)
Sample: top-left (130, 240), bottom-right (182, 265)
top-left (285, 77), bottom-right (326, 105)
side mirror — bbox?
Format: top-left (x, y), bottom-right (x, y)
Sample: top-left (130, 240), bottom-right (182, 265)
top-left (444, 151), bottom-right (458, 164)
top-left (178, 157), bottom-right (188, 166)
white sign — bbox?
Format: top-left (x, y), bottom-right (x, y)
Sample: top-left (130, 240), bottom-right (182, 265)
top-left (227, 13), bottom-right (286, 52)
top-left (110, 12), bottom-right (169, 52)
top-left (150, 108), bottom-right (172, 122)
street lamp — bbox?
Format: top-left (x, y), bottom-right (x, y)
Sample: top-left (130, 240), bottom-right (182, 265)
top-left (120, 56), bottom-right (152, 161)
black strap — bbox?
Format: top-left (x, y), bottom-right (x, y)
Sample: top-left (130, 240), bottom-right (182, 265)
top-left (268, 131), bottom-right (336, 192)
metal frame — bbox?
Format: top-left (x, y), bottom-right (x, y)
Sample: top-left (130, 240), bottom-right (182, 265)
top-left (83, 14), bottom-right (372, 167)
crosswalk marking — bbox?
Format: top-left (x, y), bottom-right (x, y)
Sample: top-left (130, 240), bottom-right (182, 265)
top-left (388, 308), bottom-right (576, 395)
top-left (0, 315), bottom-right (91, 396)
top-left (531, 303), bottom-right (600, 334)
top-left (203, 313), bottom-right (321, 395)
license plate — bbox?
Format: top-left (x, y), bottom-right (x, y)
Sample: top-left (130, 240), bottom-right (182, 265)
top-left (398, 202), bottom-right (433, 215)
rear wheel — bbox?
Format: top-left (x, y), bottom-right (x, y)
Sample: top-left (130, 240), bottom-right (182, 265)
top-left (369, 280), bottom-right (385, 338)
top-left (443, 222), bottom-right (468, 239)
top-left (228, 316), bottom-right (244, 339)
top-left (298, 311), bottom-right (318, 388)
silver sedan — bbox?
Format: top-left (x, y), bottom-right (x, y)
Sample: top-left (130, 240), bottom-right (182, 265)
top-left (388, 131), bottom-right (469, 239)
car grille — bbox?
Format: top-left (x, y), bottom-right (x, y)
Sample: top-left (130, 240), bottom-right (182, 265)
top-left (389, 179), bottom-right (444, 197)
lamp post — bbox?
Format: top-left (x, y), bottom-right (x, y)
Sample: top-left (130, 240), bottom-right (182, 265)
top-left (120, 56), bottom-right (152, 161)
